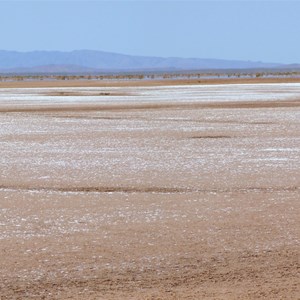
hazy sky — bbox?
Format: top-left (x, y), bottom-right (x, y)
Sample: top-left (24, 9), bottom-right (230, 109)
top-left (1, 1), bottom-right (300, 63)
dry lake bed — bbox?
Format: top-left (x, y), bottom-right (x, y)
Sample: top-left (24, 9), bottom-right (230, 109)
top-left (0, 81), bottom-right (299, 299)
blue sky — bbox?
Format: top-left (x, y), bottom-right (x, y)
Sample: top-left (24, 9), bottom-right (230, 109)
top-left (1, 1), bottom-right (300, 63)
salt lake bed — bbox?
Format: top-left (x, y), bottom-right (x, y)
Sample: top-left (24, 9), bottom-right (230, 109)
top-left (0, 82), bottom-right (299, 299)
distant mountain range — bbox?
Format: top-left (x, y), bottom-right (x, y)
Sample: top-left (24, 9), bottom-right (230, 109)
top-left (0, 50), bottom-right (299, 74)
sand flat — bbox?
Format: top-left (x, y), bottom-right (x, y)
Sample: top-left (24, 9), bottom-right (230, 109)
top-left (0, 81), bottom-right (299, 299)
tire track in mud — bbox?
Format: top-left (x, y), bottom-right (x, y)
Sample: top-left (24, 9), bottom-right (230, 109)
top-left (0, 185), bottom-right (299, 194)
top-left (0, 185), bottom-right (189, 194)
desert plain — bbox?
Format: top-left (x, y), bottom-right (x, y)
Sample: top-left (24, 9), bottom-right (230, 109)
top-left (0, 79), bottom-right (299, 299)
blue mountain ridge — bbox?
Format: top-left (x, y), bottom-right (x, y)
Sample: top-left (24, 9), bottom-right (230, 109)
top-left (0, 49), bottom-right (298, 73)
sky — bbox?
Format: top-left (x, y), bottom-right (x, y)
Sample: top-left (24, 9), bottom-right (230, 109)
top-left (0, 1), bottom-right (300, 64)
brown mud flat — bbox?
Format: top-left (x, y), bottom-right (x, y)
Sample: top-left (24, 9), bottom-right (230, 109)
top-left (1, 76), bottom-right (300, 89)
top-left (0, 81), bottom-right (299, 299)
top-left (1, 99), bottom-right (300, 114)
